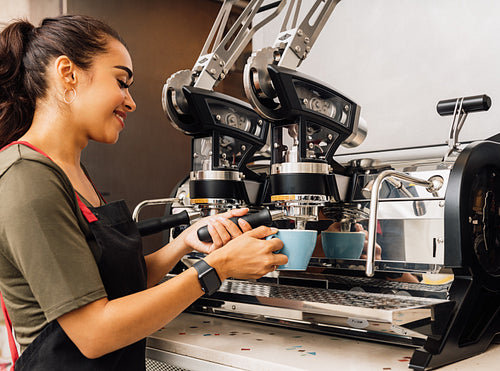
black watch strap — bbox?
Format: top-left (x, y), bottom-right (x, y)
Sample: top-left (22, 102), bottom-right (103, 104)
top-left (193, 259), bottom-right (221, 296)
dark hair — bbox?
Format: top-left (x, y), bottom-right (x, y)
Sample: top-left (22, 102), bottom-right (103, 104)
top-left (0, 15), bottom-right (125, 148)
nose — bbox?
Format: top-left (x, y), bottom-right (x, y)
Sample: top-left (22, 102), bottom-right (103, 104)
top-left (124, 89), bottom-right (136, 112)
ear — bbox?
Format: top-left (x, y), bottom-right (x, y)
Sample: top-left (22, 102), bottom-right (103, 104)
top-left (54, 55), bottom-right (77, 86)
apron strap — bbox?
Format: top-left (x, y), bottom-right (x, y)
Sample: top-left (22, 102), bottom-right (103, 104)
top-left (0, 141), bottom-right (52, 159)
top-left (75, 193), bottom-right (98, 223)
top-left (1, 292), bottom-right (19, 370)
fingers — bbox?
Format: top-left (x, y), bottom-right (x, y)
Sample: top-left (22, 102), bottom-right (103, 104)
top-left (354, 223), bottom-right (368, 236)
top-left (219, 207), bottom-right (249, 218)
top-left (216, 216), bottom-right (243, 238)
top-left (238, 218), bottom-right (252, 233)
top-left (203, 212), bottom-right (249, 247)
top-left (244, 225), bottom-right (278, 240)
top-left (206, 223), bottom-right (223, 247)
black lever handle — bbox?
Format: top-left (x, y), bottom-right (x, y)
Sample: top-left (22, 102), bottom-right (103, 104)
top-left (136, 210), bottom-right (190, 237)
top-left (197, 209), bottom-right (273, 242)
top-left (436, 94), bottom-right (491, 116)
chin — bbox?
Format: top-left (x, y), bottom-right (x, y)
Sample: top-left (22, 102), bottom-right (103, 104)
top-left (95, 133), bottom-right (120, 145)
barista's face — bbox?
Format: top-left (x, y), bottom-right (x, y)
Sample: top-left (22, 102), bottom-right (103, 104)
top-left (72, 37), bottom-right (136, 145)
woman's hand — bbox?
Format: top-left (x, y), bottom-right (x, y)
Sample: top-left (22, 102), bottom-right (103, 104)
top-left (178, 208), bottom-right (253, 254)
top-left (205, 226), bottom-right (288, 280)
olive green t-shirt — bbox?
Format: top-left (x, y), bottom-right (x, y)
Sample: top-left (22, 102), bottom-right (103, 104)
top-left (0, 143), bottom-right (107, 349)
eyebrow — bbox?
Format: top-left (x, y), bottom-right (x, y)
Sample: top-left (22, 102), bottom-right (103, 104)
top-left (114, 65), bottom-right (133, 79)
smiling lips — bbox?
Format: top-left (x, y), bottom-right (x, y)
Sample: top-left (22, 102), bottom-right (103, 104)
top-left (113, 110), bottom-right (126, 128)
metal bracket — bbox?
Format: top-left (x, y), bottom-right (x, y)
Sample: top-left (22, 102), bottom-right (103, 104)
top-left (443, 97), bottom-right (467, 161)
top-left (193, 0), bottom-right (286, 90)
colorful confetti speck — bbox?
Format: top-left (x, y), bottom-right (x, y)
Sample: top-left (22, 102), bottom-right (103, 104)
top-left (178, 332), bottom-right (186, 335)
top-left (307, 352), bottom-right (316, 355)
top-left (203, 334), bottom-right (211, 336)
top-left (241, 348), bottom-right (251, 351)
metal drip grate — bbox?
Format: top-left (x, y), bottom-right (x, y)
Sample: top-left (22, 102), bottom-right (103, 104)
top-left (219, 280), bottom-right (445, 310)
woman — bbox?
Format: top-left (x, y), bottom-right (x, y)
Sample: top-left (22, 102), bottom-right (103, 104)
top-left (0, 15), bottom-right (287, 370)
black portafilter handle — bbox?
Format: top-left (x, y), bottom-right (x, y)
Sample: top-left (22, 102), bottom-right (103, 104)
top-left (436, 94), bottom-right (491, 116)
top-left (197, 208), bottom-right (277, 243)
top-left (136, 210), bottom-right (191, 237)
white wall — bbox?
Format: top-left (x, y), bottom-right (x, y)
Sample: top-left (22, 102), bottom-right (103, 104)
top-left (253, 0), bottom-right (500, 154)
top-left (0, 0), bottom-right (62, 29)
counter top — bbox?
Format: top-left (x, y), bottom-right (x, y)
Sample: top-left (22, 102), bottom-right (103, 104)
top-left (147, 313), bottom-right (500, 370)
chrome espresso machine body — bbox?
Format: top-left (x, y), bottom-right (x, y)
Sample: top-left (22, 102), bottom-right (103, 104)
top-left (141, 1), bottom-right (500, 370)
top-left (183, 94), bottom-right (500, 371)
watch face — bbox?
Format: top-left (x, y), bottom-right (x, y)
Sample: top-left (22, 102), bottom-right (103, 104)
top-left (200, 268), bottom-right (221, 294)
top-left (194, 260), bottom-right (222, 295)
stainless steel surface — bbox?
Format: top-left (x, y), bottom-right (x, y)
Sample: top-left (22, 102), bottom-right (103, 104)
top-left (189, 199), bottom-right (244, 214)
top-left (243, 47), bottom-right (281, 120)
top-left (272, 195), bottom-right (330, 228)
top-left (132, 198), bottom-right (179, 222)
top-left (190, 170), bottom-right (243, 181)
top-left (204, 279), bottom-right (449, 332)
top-left (276, 0), bottom-right (341, 68)
top-left (162, 69), bottom-right (193, 121)
top-left (322, 203), bottom-right (370, 231)
top-left (271, 161), bottom-right (331, 175)
top-left (343, 114), bottom-right (367, 148)
top-left (365, 170), bottom-right (444, 276)
top-left (193, 0), bottom-right (285, 90)
top-left (146, 347), bottom-right (235, 371)
top-left (444, 97), bottom-right (468, 161)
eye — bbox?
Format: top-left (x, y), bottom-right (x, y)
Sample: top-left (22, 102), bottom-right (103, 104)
top-left (117, 79), bottom-right (130, 89)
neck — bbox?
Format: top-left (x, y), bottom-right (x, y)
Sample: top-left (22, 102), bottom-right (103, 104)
top-left (19, 103), bottom-right (88, 169)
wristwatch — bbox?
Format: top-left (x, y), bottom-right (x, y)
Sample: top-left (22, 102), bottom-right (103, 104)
top-left (193, 259), bottom-right (222, 296)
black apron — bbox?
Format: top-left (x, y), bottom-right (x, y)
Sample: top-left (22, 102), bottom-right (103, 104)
top-left (14, 198), bottom-right (148, 371)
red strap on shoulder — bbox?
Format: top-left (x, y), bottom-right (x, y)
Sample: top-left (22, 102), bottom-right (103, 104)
top-left (1, 292), bottom-right (19, 369)
top-left (75, 193), bottom-right (98, 223)
top-left (0, 141), bottom-right (52, 159)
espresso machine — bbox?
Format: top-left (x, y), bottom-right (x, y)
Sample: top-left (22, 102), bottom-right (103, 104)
top-left (141, 1), bottom-right (500, 370)
top-left (181, 92), bottom-right (500, 371)
top-left (133, 0), bottom-right (286, 229)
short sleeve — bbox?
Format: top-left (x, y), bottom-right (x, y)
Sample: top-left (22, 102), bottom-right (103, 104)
top-left (0, 158), bottom-right (106, 323)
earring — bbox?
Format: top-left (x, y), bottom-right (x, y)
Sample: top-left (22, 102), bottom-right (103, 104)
top-left (63, 88), bottom-right (77, 104)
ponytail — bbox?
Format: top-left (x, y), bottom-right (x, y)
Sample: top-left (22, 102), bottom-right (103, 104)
top-left (0, 15), bottom-right (125, 148)
top-left (0, 20), bottom-right (35, 148)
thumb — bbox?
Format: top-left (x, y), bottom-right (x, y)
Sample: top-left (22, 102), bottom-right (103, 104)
top-left (244, 225), bottom-right (278, 239)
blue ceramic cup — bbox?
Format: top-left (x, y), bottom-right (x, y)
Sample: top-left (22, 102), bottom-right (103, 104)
top-left (321, 231), bottom-right (365, 259)
top-left (266, 229), bottom-right (318, 270)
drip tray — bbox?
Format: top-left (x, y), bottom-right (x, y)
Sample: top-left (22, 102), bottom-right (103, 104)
top-left (203, 280), bottom-right (449, 328)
